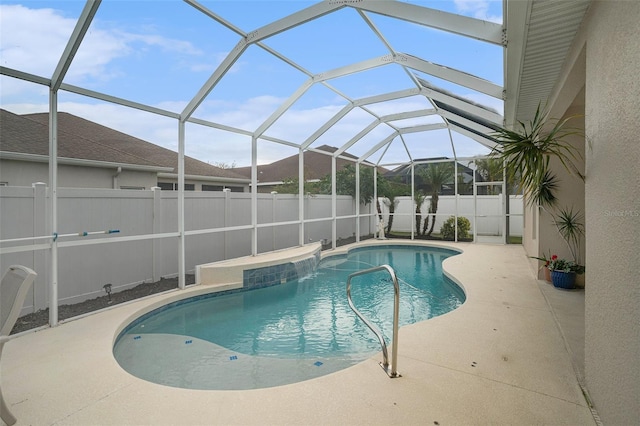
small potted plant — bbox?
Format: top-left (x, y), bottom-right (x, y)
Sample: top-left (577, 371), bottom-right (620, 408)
top-left (530, 251), bottom-right (552, 282)
top-left (547, 254), bottom-right (585, 289)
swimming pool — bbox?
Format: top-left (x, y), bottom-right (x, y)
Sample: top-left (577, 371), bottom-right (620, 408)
top-left (113, 244), bottom-right (465, 390)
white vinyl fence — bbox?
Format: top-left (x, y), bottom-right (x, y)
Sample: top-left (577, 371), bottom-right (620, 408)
top-left (379, 195), bottom-right (524, 237)
top-left (0, 184), bottom-right (375, 315)
top-left (1, 185), bottom-right (521, 316)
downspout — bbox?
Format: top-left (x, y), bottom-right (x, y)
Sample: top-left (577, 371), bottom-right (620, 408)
top-left (112, 166), bottom-right (122, 189)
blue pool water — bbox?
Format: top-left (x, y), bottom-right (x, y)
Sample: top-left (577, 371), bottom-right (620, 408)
top-left (113, 245), bottom-right (465, 390)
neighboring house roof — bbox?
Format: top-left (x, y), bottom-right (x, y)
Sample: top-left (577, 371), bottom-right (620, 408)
top-left (0, 109), bottom-right (248, 181)
top-left (234, 145), bottom-right (380, 184)
top-left (1, 109), bottom-right (162, 169)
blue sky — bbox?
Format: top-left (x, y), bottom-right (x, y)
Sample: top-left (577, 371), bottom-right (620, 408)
top-left (0, 0), bottom-right (504, 167)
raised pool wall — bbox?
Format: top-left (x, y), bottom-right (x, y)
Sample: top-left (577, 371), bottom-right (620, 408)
top-left (195, 243), bottom-right (322, 291)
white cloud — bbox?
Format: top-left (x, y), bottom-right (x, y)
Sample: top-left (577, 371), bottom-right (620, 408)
top-left (0, 5), bottom-right (78, 77)
top-left (119, 32), bottom-right (202, 56)
top-left (0, 4), bottom-right (207, 86)
top-left (454, 0), bottom-right (502, 24)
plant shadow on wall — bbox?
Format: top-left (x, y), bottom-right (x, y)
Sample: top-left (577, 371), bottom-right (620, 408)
top-left (490, 103), bottom-right (585, 289)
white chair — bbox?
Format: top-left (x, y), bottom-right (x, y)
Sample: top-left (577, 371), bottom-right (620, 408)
top-left (1, 265), bottom-right (37, 426)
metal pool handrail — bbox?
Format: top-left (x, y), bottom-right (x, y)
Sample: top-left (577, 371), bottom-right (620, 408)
top-left (346, 264), bottom-right (400, 378)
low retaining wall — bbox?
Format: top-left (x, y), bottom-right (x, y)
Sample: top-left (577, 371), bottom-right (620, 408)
top-left (196, 243), bottom-right (322, 290)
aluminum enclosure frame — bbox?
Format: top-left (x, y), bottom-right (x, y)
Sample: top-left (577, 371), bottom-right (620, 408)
top-left (1, 0), bottom-right (520, 327)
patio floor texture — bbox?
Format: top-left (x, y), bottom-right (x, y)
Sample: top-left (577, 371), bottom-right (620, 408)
top-left (2, 241), bottom-right (595, 425)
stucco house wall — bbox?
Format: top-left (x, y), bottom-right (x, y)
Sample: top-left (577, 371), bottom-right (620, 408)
top-left (0, 159), bottom-right (159, 189)
top-left (528, 1), bottom-right (640, 424)
top-left (582, 2), bottom-right (640, 424)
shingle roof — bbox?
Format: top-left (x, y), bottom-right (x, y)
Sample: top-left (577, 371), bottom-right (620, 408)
top-left (234, 145), bottom-right (377, 183)
top-left (1, 109), bottom-right (248, 180)
top-left (1, 109), bottom-right (161, 167)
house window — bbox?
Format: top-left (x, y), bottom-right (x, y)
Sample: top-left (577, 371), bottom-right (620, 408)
top-left (227, 186), bottom-right (244, 192)
top-left (157, 182), bottom-right (175, 190)
top-left (202, 184), bottom-right (223, 191)
top-left (0, 182), bottom-right (8, 187)
top-left (157, 182), bottom-right (195, 191)
top-left (120, 186), bottom-right (145, 190)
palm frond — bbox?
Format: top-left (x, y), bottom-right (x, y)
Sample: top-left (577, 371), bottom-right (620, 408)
top-left (553, 207), bottom-right (584, 263)
top-left (489, 102), bottom-right (584, 206)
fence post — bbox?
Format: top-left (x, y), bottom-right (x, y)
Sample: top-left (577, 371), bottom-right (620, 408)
top-left (32, 182), bottom-right (48, 312)
top-left (152, 187), bottom-right (162, 282)
top-left (224, 188), bottom-right (230, 259)
top-left (271, 191), bottom-right (277, 251)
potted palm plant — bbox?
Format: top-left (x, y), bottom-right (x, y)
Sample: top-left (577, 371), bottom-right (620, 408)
top-left (490, 103), bottom-right (585, 285)
top-left (490, 103), bottom-right (583, 208)
top-left (547, 207), bottom-right (585, 288)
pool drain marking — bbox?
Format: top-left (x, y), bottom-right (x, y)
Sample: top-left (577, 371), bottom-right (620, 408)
top-left (133, 336), bottom-right (141, 340)
top-left (229, 355), bottom-right (238, 360)
top-left (314, 361), bottom-right (323, 367)
top-left (185, 340), bottom-right (192, 344)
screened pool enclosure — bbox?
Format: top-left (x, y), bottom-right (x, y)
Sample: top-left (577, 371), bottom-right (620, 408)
top-left (1, 0), bottom-right (527, 327)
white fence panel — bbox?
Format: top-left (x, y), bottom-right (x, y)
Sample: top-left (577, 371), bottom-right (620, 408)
top-left (0, 185), bottom-right (46, 315)
top-left (380, 195), bottom-right (523, 237)
top-left (1, 186), bottom-right (516, 315)
top-left (1, 188), bottom-right (376, 313)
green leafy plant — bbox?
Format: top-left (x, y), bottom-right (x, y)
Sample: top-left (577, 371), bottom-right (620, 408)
top-left (316, 164), bottom-right (382, 205)
top-left (490, 103), bottom-right (583, 207)
top-left (547, 254), bottom-right (585, 274)
top-left (419, 162), bottom-right (454, 236)
top-left (554, 206), bottom-right (585, 264)
top-left (440, 216), bottom-right (471, 241)
top-left (380, 178), bottom-right (410, 234)
top-left (530, 250), bottom-right (552, 270)
top-left (529, 170), bottom-right (559, 209)
top-left (531, 251), bottom-right (549, 263)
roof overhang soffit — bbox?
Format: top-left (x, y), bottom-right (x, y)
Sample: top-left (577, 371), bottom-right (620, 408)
top-left (503, 0), bottom-right (532, 128)
top-left (503, 0), bottom-right (590, 127)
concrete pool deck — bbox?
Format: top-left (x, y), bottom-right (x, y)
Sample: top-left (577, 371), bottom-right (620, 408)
top-left (1, 241), bottom-right (596, 425)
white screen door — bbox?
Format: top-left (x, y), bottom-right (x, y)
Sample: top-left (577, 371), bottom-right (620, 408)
top-left (474, 182), bottom-right (506, 244)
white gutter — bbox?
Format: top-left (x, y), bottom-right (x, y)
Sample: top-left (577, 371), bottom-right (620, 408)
top-left (0, 151), bottom-right (174, 173)
top-left (156, 172), bottom-right (250, 184)
top-left (251, 179), bottom-right (321, 187)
